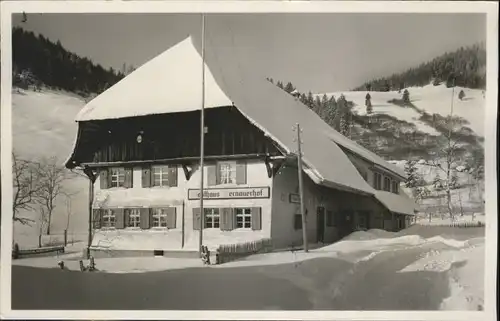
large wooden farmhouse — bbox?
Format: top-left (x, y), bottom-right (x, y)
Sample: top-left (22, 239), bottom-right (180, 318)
top-left (65, 36), bottom-right (416, 256)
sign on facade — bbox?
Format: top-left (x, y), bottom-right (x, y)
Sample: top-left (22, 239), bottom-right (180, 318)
top-left (289, 193), bottom-right (300, 204)
top-left (188, 187), bottom-right (270, 200)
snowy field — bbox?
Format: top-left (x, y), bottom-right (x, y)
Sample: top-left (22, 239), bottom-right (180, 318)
top-left (12, 227), bottom-right (485, 310)
top-left (12, 89), bottom-right (89, 248)
top-left (319, 84), bottom-right (485, 137)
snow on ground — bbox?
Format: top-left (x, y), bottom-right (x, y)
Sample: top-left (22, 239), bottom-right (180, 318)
top-left (398, 237), bottom-right (485, 311)
top-left (318, 84), bottom-right (485, 137)
top-left (336, 90), bottom-right (439, 135)
top-left (408, 84), bottom-right (485, 137)
top-left (13, 229), bottom-right (476, 273)
top-left (13, 256), bottom-right (204, 273)
top-left (12, 89), bottom-right (89, 248)
top-left (213, 230), bottom-right (471, 269)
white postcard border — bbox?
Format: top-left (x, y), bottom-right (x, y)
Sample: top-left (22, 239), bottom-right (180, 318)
top-left (1, 1), bottom-right (498, 320)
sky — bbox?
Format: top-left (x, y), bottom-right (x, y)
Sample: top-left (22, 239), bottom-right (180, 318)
top-left (12, 12), bottom-right (486, 92)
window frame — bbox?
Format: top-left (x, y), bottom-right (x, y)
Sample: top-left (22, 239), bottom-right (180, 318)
top-left (374, 172), bottom-right (382, 190)
top-left (152, 208), bottom-right (168, 228)
top-left (218, 161), bottom-right (237, 185)
top-left (204, 208), bottom-right (220, 229)
top-left (110, 167), bottom-right (126, 188)
top-left (391, 180), bottom-right (399, 194)
top-left (102, 209), bottom-right (116, 229)
top-left (383, 176), bottom-right (391, 192)
top-left (235, 208), bottom-right (252, 229)
top-left (152, 165), bottom-right (171, 187)
top-left (125, 208), bottom-right (141, 228)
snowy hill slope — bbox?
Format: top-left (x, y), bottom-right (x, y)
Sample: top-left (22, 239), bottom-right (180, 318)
top-left (316, 84), bottom-right (485, 218)
top-left (319, 84), bottom-right (485, 137)
top-left (12, 89), bottom-right (88, 248)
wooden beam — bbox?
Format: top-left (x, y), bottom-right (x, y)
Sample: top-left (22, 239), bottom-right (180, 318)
top-left (79, 153), bottom-right (276, 169)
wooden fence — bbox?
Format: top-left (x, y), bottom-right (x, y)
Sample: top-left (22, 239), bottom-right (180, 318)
top-left (416, 221), bottom-right (484, 228)
top-left (12, 244), bottom-right (65, 259)
top-left (216, 238), bottom-right (273, 264)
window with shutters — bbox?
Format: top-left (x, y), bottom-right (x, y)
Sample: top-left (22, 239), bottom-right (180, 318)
top-left (218, 161), bottom-right (237, 184)
top-left (391, 180), bottom-right (399, 194)
top-left (235, 208), bottom-right (252, 228)
top-left (126, 208), bottom-right (141, 228)
top-left (102, 209), bottom-right (116, 228)
top-left (152, 165), bottom-right (176, 187)
top-left (110, 168), bottom-right (126, 188)
top-left (383, 176), bottom-right (391, 192)
top-left (374, 172), bottom-right (382, 190)
top-left (152, 208), bottom-right (168, 228)
top-left (204, 208), bottom-right (220, 228)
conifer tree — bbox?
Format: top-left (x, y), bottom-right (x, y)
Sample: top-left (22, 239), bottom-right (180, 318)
top-left (306, 92), bottom-right (314, 109)
top-left (284, 82), bottom-right (295, 93)
top-left (402, 89), bottom-right (410, 105)
top-left (365, 92), bottom-right (373, 114)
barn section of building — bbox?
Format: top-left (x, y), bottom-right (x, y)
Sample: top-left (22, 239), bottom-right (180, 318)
top-left (65, 35), bottom-right (416, 256)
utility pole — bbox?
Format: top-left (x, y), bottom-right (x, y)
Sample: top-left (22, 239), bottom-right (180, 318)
top-left (198, 13), bottom-right (206, 256)
top-left (293, 123), bottom-right (309, 252)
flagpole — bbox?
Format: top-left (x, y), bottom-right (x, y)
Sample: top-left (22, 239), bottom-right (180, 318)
top-left (199, 13), bottom-right (206, 256)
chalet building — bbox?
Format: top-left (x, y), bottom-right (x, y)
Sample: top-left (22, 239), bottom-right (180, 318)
top-left (65, 36), bottom-right (416, 256)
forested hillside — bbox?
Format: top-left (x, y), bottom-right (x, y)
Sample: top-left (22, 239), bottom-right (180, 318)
top-left (12, 27), bottom-right (132, 96)
top-left (353, 43), bottom-right (486, 91)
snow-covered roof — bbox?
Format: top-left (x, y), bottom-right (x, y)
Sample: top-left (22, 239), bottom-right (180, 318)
top-left (75, 37), bottom-right (233, 121)
top-left (69, 35), bottom-right (409, 199)
top-left (374, 190), bottom-right (416, 216)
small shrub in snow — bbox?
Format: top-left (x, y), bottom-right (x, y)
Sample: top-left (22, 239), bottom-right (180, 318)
top-left (458, 90), bottom-right (466, 101)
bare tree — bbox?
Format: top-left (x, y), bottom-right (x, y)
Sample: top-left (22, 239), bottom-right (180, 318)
top-left (12, 152), bottom-right (39, 225)
top-left (428, 116), bottom-right (467, 220)
top-left (34, 156), bottom-right (72, 235)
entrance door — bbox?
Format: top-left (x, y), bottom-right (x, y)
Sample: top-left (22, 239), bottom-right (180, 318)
top-left (317, 207), bottom-right (325, 243)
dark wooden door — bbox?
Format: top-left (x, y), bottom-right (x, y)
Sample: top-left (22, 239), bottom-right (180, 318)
top-left (317, 207), bottom-right (325, 243)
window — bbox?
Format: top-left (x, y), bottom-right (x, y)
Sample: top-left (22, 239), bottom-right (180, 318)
top-left (152, 165), bottom-right (176, 187)
top-left (235, 208), bottom-right (252, 228)
top-left (204, 208), bottom-right (220, 228)
top-left (102, 209), bottom-right (116, 228)
top-left (218, 161), bottom-right (237, 184)
top-left (383, 176), bottom-right (391, 192)
top-left (374, 172), bottom-right (382, 190)
top-left (110, 168), bottom-right (125, 188)
top-left (391, 180), bottom-right (399, 194)
top-left (152, 208), bottom-right (168, 228)
top-left (153, 166), bottom-right (169, 186)
top-left (126, 208), bottom-right (141, 228)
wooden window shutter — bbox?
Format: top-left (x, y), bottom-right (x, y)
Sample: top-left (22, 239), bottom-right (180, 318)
top-left (92, 209), bottom-right (102, 229)
top-left (220, 208), bottom-right (234, 231)
top-left (140, 208), bottom-right (150, 229)
top-left (236, 161), bottom-right (247, 185)
top-left (124, 168), bottom-right (133, 188)
top-left (207, 164), bottom-right (217, 186)
top-left (168, 166), bottom-right (178, 187)
top-left (115, 208), bottom-right (125, 229)
top-left (99, 170), bottom-right (108, 189)
top-left (193, 208), bottom-right (201, 230)
top-left (251, 207), bottom-right (262, 230)
top-left (142, 167), bottom-right (151, 188)
top-left (124, 209), bottom-right (130, 227)
top-left (166, 207), bottom-right (177, 229)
